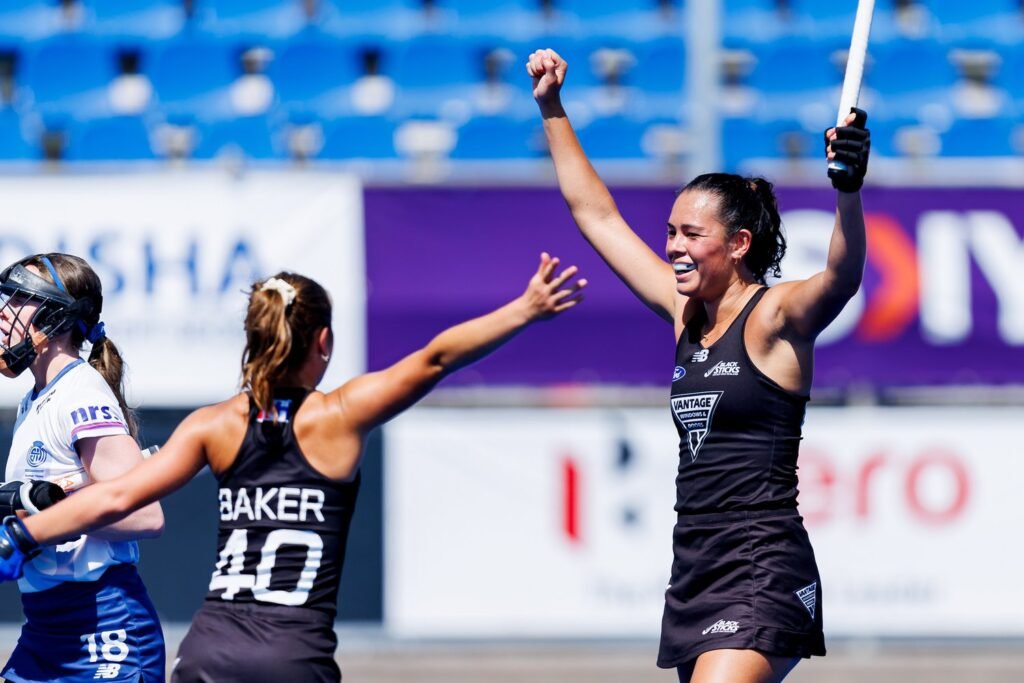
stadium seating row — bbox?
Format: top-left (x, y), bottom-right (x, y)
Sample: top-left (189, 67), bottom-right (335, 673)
top-left (0, 0), bottom-right (1022, 165)
top-left (1, 108), bottom-right (1019, 167)
top-left (2, 0), bottom-right (1023, 42)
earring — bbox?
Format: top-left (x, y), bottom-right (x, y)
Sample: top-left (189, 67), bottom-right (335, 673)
top-left (321, 353), bottom-right (330, 362)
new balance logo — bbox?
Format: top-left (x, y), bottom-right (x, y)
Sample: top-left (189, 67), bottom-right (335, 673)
top-left (690, 349), bottom-right (709, 363)
top-left (704, 361), bottom-right (740, 378)
top-left (702, 619), bottom-right (740, 635)
top-left (795, 582), bottom-right (817, 619)
top-left (670, 392), bottom-right (723, 463)
top-left (94, 664), bottom-right (122, 679)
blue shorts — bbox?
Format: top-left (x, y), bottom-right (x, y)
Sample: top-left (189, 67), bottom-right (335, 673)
top-left (3, 564), bottom-right (166, 683)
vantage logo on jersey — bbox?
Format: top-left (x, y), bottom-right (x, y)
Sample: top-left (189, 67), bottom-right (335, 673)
top-left (704, 361), bottom-right (740, 378)
top-left (795, 582), bottom-right (817, 619)
top-left (670, 392), bottom-right (722, 463)
top-left (27, 440), bottom-right (52, 466)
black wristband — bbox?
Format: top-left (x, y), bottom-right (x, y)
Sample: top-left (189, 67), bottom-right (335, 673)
top-left (1, 515), bottom-right (41, 559)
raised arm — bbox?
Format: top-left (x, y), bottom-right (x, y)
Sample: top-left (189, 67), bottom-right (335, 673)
top-left (336, 253), bottom-right (586, 433)
top-left (528, 48), bottom-right (675, 322)
top-left (776, 108), bottom-right (871, 339)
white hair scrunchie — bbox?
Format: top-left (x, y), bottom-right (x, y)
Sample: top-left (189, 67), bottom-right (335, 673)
top-left (259, 277), bottom-right (296, 307)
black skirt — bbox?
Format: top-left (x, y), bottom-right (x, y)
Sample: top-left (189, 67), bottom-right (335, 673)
top-left (657, 508), bottom-right (826, 668)
top-left (172, 600), bottom-right (340, 683)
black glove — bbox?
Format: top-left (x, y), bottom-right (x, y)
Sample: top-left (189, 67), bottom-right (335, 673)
top-left (825, 107), bottom-right (870, 193)
top-left (0, 480), bottom-right (67, 518)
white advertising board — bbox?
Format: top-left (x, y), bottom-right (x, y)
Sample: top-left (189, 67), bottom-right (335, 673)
top-left (0, 171), bottom-right (365, 406)
top-left (385, 406), bottom-right (1024, 638)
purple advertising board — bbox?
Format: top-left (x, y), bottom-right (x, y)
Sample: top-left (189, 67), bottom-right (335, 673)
top-left (364, 187), bottom-right (1024, 391)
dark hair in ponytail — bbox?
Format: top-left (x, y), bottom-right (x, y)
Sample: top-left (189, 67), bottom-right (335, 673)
top-left (678, 173), bottom-right (787, 284)
top-left (24, 253), bottom-right (139, 441)
top-left (241, 272), bottom-right (332, 415)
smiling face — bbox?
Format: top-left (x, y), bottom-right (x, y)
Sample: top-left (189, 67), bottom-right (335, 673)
top-left (665, 189), bottom-right (752, 301)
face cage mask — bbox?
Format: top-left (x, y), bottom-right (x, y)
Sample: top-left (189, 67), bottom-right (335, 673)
top-left (0, 263), bottom-right (92, 378)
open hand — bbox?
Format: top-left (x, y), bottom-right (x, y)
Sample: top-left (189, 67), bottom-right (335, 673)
top-left (522, 252), bottom-right (587, 321)
top-left (526, 49), bottom-right (568, 106)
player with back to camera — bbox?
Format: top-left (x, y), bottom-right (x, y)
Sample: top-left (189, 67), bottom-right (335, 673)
top-left (525, 49), bottom-right (871, 683)
top-left (0, 253), bottom-right (587, 682)
top-left (0, 253), bottom-right (166, 683)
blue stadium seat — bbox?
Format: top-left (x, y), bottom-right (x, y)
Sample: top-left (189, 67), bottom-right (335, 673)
top-left (22, 38), bottom-right (118, 120)
top-left (867, 39), bottom-right (958, 95)
top-left (318, 116), bottom-right (397, 159)
top-left (429, 0), bottom-right (535, 16)
top-left (551, 39), bottom-right (616, 89)
top-left (391, 36), bottom-right (481, 115)
top-left (926, 0), bottom-right (1019, 24)
top-left (272, 36), bottom-right (363, 118)
top-left (746, 38), bottom-right (845, 94)
top-left (995, 45), bottom-right (1024, 98)
top-left (557, 0), bottom-right (657, 20)
top-left (631, 38), bottom-right (686, 93)
top-left (324, 0), bottom-right (419, 11)
top-left (0, 108), bottom-right (36, 160)
top-left (150, 39), bottom-right (239, 120)
top-left (576, 116), bottom-right (650, 159)
top-left (939, 117), bottom-right (1017, 157)
top-left (0, 1), bottom-right (61, 42)
top-left (84, 0), bottom-right (185, 40)
top-left (318, 0), bottom-right (421, 37)
top-left (866, 116), bottom-right (926, 157)
top-left (392, 36), bottom-right (479, 89)
top-left (721, 117), bottom-right (817, 171)
top-left (451, 116), bottom-right (542, 159)
top-left (426, 0), bottom-right (541, 38)
top-left (786, 0), bottom-right (859, 21)
top-left (64, 116), bottom-right (155, 161)
top-left (192, 115), bottom-right (281, 159)
top-left (723, 0), bottom-right (778, 11)
top-left (556, 0), bottom-right (684, 38)
top-left (196, 0), bottom-right (307, 39)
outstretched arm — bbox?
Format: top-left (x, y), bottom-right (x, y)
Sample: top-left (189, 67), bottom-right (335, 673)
top-left (17, 410), bottom-right (210, 547)
top-left (528, 48), bottom-right (676, 322)
top-left (77, 435), bottom-right (165, 541)
top-left (777, 108), bottom-right (870, 339)
top-left (336, 253), bottom-right (587, 433)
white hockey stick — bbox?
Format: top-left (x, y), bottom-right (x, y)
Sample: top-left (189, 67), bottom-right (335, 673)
top-left (829, 0), bottom-right (876, 175)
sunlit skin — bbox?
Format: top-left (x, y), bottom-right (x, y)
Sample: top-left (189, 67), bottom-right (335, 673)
top-left (17, 252), bottom-right (587, 549)
top-left (528, 45), bottom-right (867, 683)
top-left (666, 190), bottom-right (754, 303)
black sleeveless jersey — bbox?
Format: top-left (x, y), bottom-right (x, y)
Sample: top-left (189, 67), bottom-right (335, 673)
top-left (206, 389), bottom-right (360, 618)
top-left (669, 287), bottom-right (808, 515)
